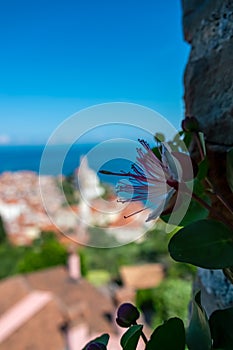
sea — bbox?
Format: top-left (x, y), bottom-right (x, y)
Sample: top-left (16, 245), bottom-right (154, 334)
top-left (0, 144), bottom-right (136, 187)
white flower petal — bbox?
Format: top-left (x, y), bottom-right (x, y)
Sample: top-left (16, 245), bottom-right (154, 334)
top-left (145, 204), bottom-right (164, 222)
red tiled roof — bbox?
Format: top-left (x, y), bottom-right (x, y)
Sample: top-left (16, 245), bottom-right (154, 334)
top-left (0, 291), bottom-right (52, 344)
top-left (1, 299), bottom-right (64, 350)
top-left (120, 263), bottom-right (165, 289)
top-left (0, 276), bottom-right (29, 314)
top-left (0, 266), bottom-right (116, 349)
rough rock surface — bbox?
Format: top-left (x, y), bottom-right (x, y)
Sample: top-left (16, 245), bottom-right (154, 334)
top-left (183, 0), bottom-right (233, 147)
top-left (182, 0), bottom-right (233, 314)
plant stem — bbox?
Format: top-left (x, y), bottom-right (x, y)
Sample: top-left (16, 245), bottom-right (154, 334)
top-left (213, 191), bottom-right (233, 216)
top-left (194, 132), bottom-right (205, 161)
top-left (181, 182), bottom-right (233, 229)
top-left (140, 331), bottom-right (148, 346)
top-left (191, 192), bottom-right (212, 212)
top-left (194, 131), bottom-right (233, 216)
top-left (192, 192), bottom-right (233, 231)
top-left (205, 177), bottom-right (233, 216)
top-left (135, 322), bottom-right (148, 346)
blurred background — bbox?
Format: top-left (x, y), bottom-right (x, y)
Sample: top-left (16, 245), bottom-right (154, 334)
top-left (0, 1), bottom-right (194, 349)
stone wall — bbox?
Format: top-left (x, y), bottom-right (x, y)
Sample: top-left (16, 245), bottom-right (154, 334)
top-left (182, 0), bottom-right (233, 315)
top-left (182, 0), bottom-right (233, 147)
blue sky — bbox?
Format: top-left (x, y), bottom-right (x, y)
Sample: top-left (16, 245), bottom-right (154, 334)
top-left (0, 0), bottom-right (189, 144)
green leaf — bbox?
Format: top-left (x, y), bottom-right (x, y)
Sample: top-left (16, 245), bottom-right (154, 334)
top-left (193, 177), bottom-right (207, 196)
top-left (152, 146), bottom-right (162, 160)
top-left (197, 158), bottom-right (209, 181)
top-left (161, 178), bottom-right (210, 227)
top-left (183, 132), bottom-right (192, 149)
top-left (183, 178), bottom-right (211, 225)
top-left (161, 194), bottom-right (207, 227)
top-left (209, 307), bottom-right (233, 349)
top-left (120, 325), bottom-right (143, 350)
top-left (93, 334), bottom-right (110, 346)
top-left (226, 148), bottom-right (233, 192)
top-left (168, 219), bottom-right (233, 269)
top-left (82, 333), bottom-right (109, 349)
top-left (179, 196), bottom-right (209, 227)
top-left (186, 292), bottom-right (212, 350)
top-left (155, 132), bottom-right (165, 142)
top-left (146, 317), bottom-right (185, 350)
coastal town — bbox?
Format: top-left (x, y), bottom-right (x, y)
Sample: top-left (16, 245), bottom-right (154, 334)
top-left (0, 157), bottom-right (153, 247)
top-left (0, 161), bottom-right (167, 349)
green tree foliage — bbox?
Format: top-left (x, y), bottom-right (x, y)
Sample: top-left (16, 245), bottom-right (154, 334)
top-left (0, 243), bottom-right (26, 279)
top-left (82, 222), bottom-right (195, 281)
top-left (16, 231), bottom-right (67, 273)
top-left (153, 279), bottom-right (192, 327)
top-left (0, 215), bottom-right (7, 244)
top-left (136, 279), bottom-right (192, 328)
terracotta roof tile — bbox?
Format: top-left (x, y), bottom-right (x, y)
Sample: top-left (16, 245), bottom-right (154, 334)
top-left (0, 291), bottom-right (52, 344)
top-left (0, 276), bottom-right (29, 314)
top-left (0, 299), bottom-right (64, 350)
top-left (120, 263), bottom-right (165, 289)
top-left (0, 266), bottom-right (117, 349)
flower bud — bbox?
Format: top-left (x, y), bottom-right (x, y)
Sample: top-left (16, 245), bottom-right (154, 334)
top-left (86, 342), bottom-right (107, 350)
top-left (116, 303), bottom-right (140, 328)
top-left (181, 116), bottom-right (199, 132)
